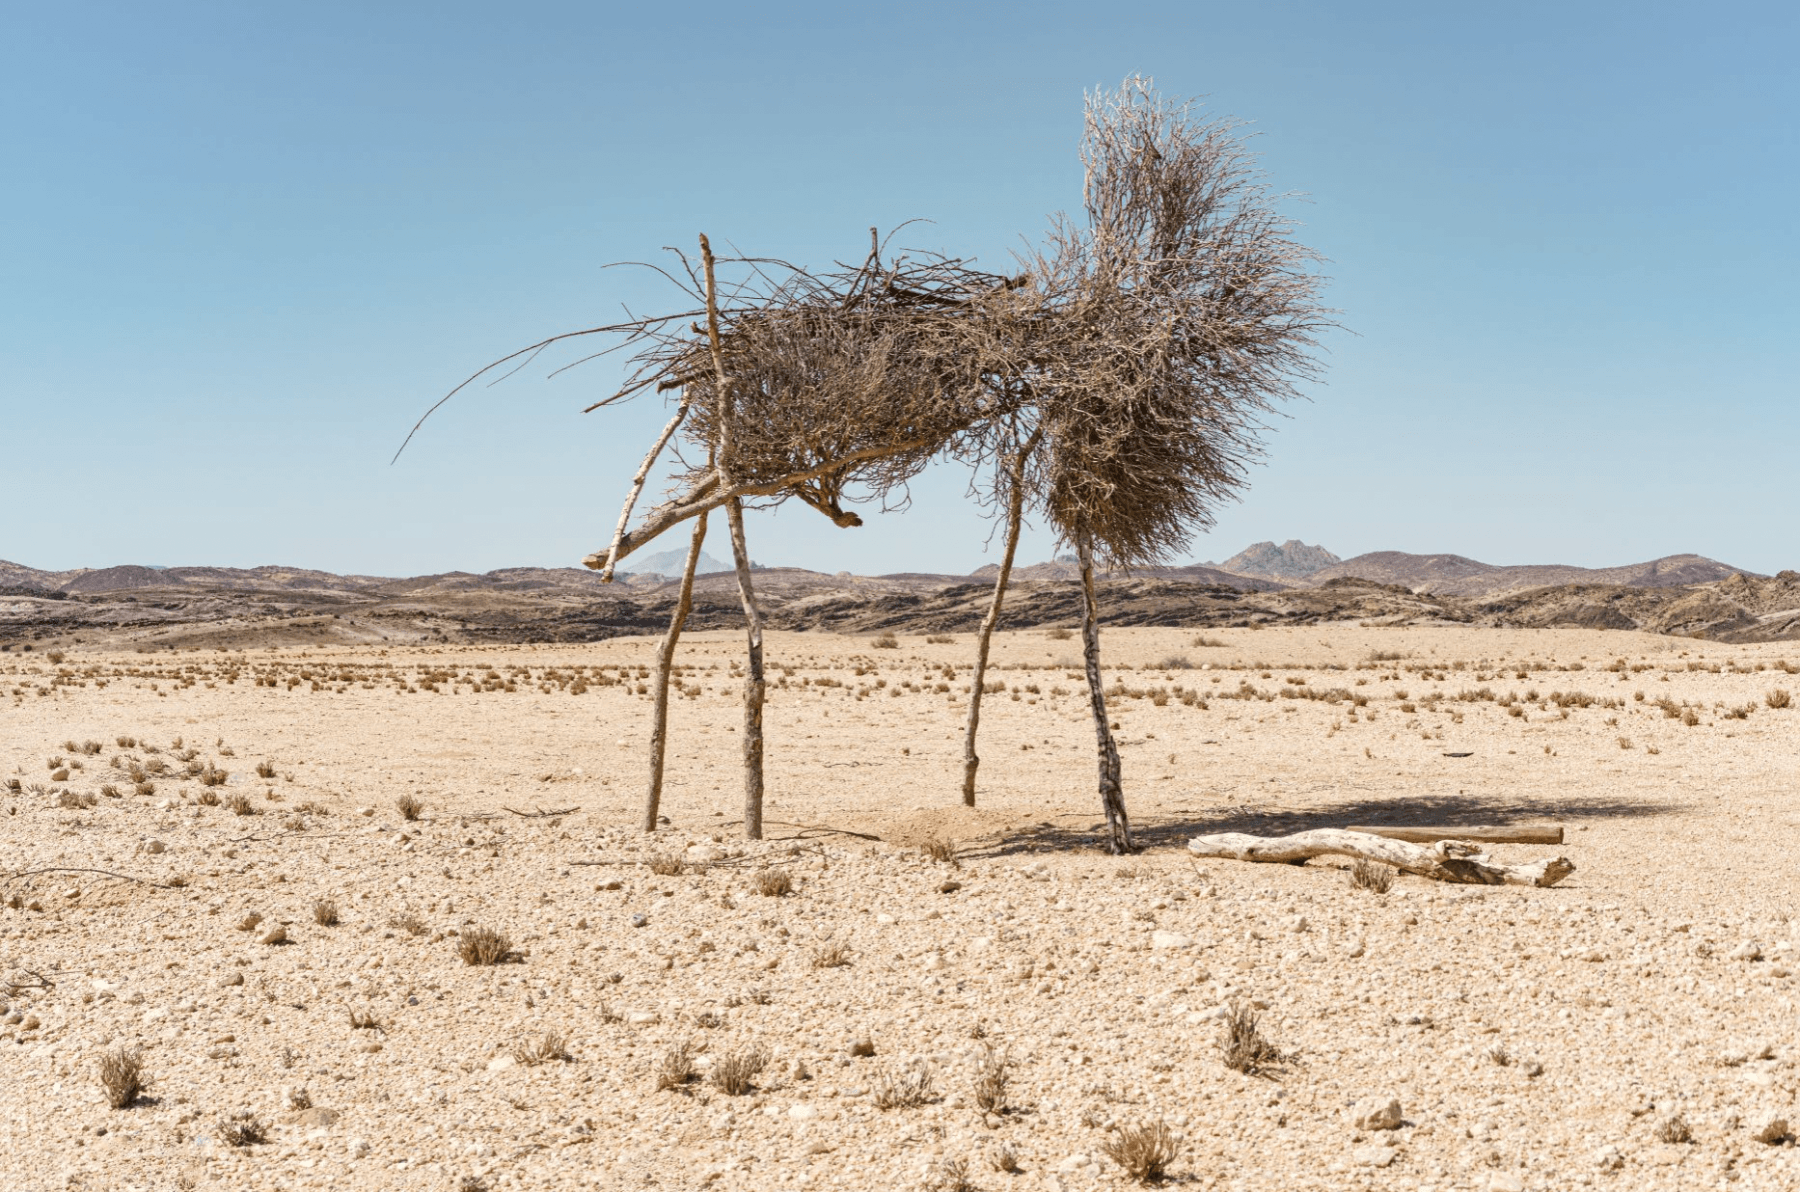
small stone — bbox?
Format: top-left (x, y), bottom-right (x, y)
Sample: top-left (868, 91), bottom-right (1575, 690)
top-left (875, 914), bottom-right (896, 924)
top-left (1730, 940), bottom-right (1763, 962)
top-left (626, 1012), bottom-right (659, 1026)
top-left (1593, 1144), bottom-right (1623, 1169)
top-left (218, 973), bottom-right (244, 988)
top-left (938, 881), bottom-right (961, 894)
top-left (847, 1037), bottom-right (875, 1058)
top-left (260, 925), bottom-right (288, 945)
top-left (486, 1054), bottom-right (516, 1072)
top-left (923, 952), bottom-right (946, 972)
top-left (357, 806), bottom-right (375, 817)
top-left (1351, 1096), bottom-right (1404, 1131)
top-left (1352, 1145), bottom-right (1396, 1168)
top-left (294, 1107), bottom-right (339, 1128)
top-left (1286, 915), bottom-right (1308, 933)
top-left (711, 1111), bottom-right (736, 1131)
top-left (788, 1104), bottom-right (816, 1120)
top-left (1057, 1153), bottom-right (1090, 1172)
top-left (1753, 1116), bottom-right (1792, 1145)
top-left (629, 913), bottom-right (648, 928)
top-left (144, 840), bottom-right (166, 854)
top-left (1485, 1174), bottom-right (1524, 1192)
top-left (349, 1138), bottom-right (370, 1159)
top-left (1150, 930), bottom-right (1192, 950)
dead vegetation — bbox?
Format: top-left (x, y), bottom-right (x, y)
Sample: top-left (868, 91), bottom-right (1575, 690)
top-left (97, 1046), bottom-right (150, 1109)
top-left (396, 793), bottom-right (424, 821)
top-left (872, 1062), bottom-right (936, 1109)
top-left (972, 1045), bottom-right (1011, 1115)
top-left (654, 1039), bottom-right (698, 1092)
top-left (1349, 858), bottom-right (1395, 893)
top-left (457, 925), bottom-right (511, 966)
top-left (754, 867), bottom-right (793, 897)
top-left (708, 1042), bottom-right (770, 1095)
top-left (510, 1030), bottom-right (572, 1067)
top-left (1102, 1118), bottom-right (1184, 1183)
top-left (216, 1112), bottom-right (269, 1148)
top-left (1220, 1002), bottom-right (1293, 1075)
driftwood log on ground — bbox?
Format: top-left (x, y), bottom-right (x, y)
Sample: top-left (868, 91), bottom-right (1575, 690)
top-left (1345, 823), bottom-right (1565, 845)
top-left (1188, 829), bottom-right (1575, 888)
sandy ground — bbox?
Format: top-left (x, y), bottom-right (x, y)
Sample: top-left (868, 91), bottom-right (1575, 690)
top-left (1, 625), bottom-right (1797, 1191)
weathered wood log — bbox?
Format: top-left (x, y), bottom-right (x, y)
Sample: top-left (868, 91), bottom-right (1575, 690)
top-left (1188, 828), bottom-right (1575, 888)
top-left (1345, 823), bottom-right (1564, 846)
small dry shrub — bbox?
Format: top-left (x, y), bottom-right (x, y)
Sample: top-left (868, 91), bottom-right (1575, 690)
top-left (924, 1157), bottom-right (978, 1192)
top-left (709, 1042), bottom-right (771, 1095)
top-left (3, 778), bottom-right (19, 793)
top-left (98, 1046), bottom-right (150, 1108)
top-left (754, 867), bottom-right (793, 897)
top-left (1766, 688), bottom-right (1791, 709)
top-left (647, 853), bottom-right (686, 876)
top-left (1046, 627), bottom-right (1074, 641)
top-left (80, 740), bottom-right (101, 756)
top-left (458, 925), bottom-right (511, 966)
top-left (1103, 1118), bottom-right (1184, 1183)
top-left (347, 1007), bottom-right (384, 1032)
top-left (227, 793), bottom-right (255, 816)
top-left (972, 1045), bottom-right (1010, 1114)
top-left (872, 1062), bottom-right (936, 1109)
top-left (1656, 1115), bottom-right (1694, 1144)
top-left (255, 760), bottom-right (277, 778)
top-left (196, 789), bottom-right (220, 806)
top-left (198, 765), bottom-right (228, 787)
top-left (1220, 1002), bottom-right (1292, 1075)
top-left (391, 913), bottom-right (428, 937)
top-left (987, 1142), bottom-right (1021, 1173)
top-left (919, 836), bottom-right (959, 865)
top-left (457, 1177), bottom-right (490, 1192)
top-left (99, 783), bottom-right (120, 798)
top-left (1485, 1044), bottom-right (1512, 1067)
top-left (217, 1112), bottom-right (268, 1147)
top-left (116, 736), bottom-right (136, 748)
top-left (871, 633), bottom-right (899, 649)
top-left (511, 1030), bottom-right (571, 1066)
top-left (925, 634), bottom-right (955, 645)
top-left (133, 781), bottom-right (155, 797)
top-left (312, 899), bottom-right (340, 926)
top-left (396, 793), bottom-right (423, 821)
top-left (654, 1038), bottom-right (697, 1091)
top-left (1349, 859), bottom-right (1394, 894)
top-left (811, 942), bottom-right (852, 969)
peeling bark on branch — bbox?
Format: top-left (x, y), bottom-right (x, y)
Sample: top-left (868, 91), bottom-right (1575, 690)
top-left (1187, 829), bottom-right (1576, 888)
top-left (642, 510), bottom-right (708, 833)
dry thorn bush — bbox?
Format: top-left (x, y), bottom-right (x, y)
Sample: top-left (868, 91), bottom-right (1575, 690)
top-left (654, 1039), bottom-right (698, 1092)
top-left (390, 913), bottom-right (428, 937)
top-left (196, 789), bottom-right (220, 806)
top-left (924, 1157), bottom-right (978, 1192)
top-left (919, 836), bottom-right (960, 866)
top-left (312, 899), bottom-right (340, 926)
top-left (227, 793), bottom-right (255, 817)
top-left (458, 925), bottom-right (511, 966)
top-left (97, 1045), bottom-right (150, 1109)
top-left (1102, 1118), bottom-right (1184, 1184)
top-left (1220, 1002), bottom-right (1293, 1075)
top-left (709, 1042), bottom-right (771, 1095)
top-left (1045, 628), bottom-right (1074, 641)
top-left (972, 1045), bottom-right (1010, 1115)
top-left (216, 1112), bottom-right (268, 1147)
top-left (811, 942), bottom-right (852, 969)
top-left (1486, 1044), bottom-right (1512, 1067)
top-left (647, 853), bottom-right (687, 877)
top-left (254, 760), bottom-right (276, 779)
top-left (511, 1030), bottom-right (572, 1067)
top-left (873, 1063), bottom-right (936, 1109)
top-left (347, 1007), bottom-right (384, 1032)
top-left (1349, 859), bottom-right (1394, 894)
top-left (871, 633), bottom-right (899, 649)
top-left (1656, 1115), bottom-right (1694, 1144)
top-left (987, 1142), bottom-right (1021, 1174)
top-left (396, 793), bottom-right (424, 821)
top-left (1768, 689), bottom-right (1792, 709)
top-left (754, 867), bottom-right (793, 897)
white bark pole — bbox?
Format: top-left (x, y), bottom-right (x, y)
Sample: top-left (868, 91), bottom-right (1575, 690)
top-left (961, 431), bottom-right (1038, 807)
top-left (642, 509), bottom-right (708, 833)
top-left (1187, 829), bottom-right (1576, 888)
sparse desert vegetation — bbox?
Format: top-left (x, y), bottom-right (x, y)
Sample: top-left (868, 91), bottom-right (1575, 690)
top-left (0, 626), bottom-right (1796, 1190)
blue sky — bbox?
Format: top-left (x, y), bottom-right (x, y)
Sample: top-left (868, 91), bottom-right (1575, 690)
top-left (3, 1), bottom-right (1795, 577)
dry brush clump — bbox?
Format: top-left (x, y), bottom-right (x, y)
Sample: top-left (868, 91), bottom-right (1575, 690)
top-left (312, 898), bottom-right (340, 926)
top-left (708, 1042), bottom-right (771, 1095)
top-left (754, 867), bottom-right (793, 897)
top-left (510, 1030), bottom-right (572, 1067)
top-left (971, 1045), bottom-right (1011, 1114)
top-left (873, 1062), bottom-right (936, 1109)
top-left (97, 1046), bottom-right (150, 1109)
top-left (1349, 858), bottom-right (1394, 893)
top-left (396, 793), bottom-right (424, 821)
top-left (654, 1039), bottom-right (698, 1092)
top-left (217, 1112), bottom-right (268, 1148)
top-left (458, 925), bottom-right (511, 966)
top-left (1102, 1118), bottom-right (1184, 1184)
top-left (1220, 1001), bottom-right (1294, 1075)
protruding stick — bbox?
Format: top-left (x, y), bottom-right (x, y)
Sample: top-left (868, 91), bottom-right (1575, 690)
top-left (642, 510), bottom-right (708, 832)
top-left (600, 397), bottom-right (691, 582)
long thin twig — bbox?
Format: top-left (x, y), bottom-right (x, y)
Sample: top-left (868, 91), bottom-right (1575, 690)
top-left (502, 806), bottom-right (581, 819)
top-left (3, 866), bottom-right (178, 890)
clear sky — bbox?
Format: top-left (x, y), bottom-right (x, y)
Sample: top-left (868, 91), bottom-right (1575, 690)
top-left (4, 1), bottom-right (1795, 578)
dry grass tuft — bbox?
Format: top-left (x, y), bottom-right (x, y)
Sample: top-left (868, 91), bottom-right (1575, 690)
top-left (919, 836), bottom-right (959, 865)
top-left (97, 1046), bottom-right (150, 1109)
top-left (1102, 1118), bottom-right (1184, 1183)
top-left (811, 942), bottom-right (852, 969)
top-left (347, 1007), bottom-right (384, 1032)
top-left (227, 792), bottom-right (255, 816)
top-left (654, 1039), bottom-right (698, 1092)
top-left (924, 1157), bottom-right (979, 1192)
top-left (987, 1142), bottom-right (1021, 1173)
top-left (391, 913), bottom-right (428, 937)
top-left (1046, 627), bottom-right (1074, 641)
top-left (647, 853), bottom-right (687, 876)
top-left (1349, 858), bottom-right (1394, 894)
top-left (1655, 1115), bottom-right (1694, 1145)
top-left (458, 925), bottom-right (511, 966)
top-left (872, 1063), bottom-right (936, 1109)
top-left (1768, 688), bottom-right (1792, 710)
top-left (254, 760), bottom-right (277, 779)
top-left (754, 867), bottom-right (793, 897)
top-left (216, 1112), bottom-right (268, 1148)
top-left (312, 899), bottom-right (340, 926)
top-left (1486, 1043), bottom-right (1512, 1067)
top-left (396, 793), bottom-right (424, 821)
top-left (510, 1030), bottom-right (572, 1067)
top-left (709, 1042), bottom-right (771, 1095)
top-left (1220, 1002), bottom-right (1292, 1075)
top-left (196, 789), bottom-right (220, 806)
top-left (871, 632), bottom-right (899, 649)
top-left (972, 1045), bottom-right (1010, 1114)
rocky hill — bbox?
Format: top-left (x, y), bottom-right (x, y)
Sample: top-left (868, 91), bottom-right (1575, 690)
top-left (1217, 539), bottom-right (1340, 581)
top-left (1307, 551), bottom-right (1754, 597)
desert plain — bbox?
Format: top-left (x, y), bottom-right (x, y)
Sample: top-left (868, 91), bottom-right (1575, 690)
top-left (1, 624), bottom-right (1797, 1191)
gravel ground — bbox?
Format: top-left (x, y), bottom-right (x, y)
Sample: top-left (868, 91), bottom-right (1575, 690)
top-left (1, 626), bottom-right (1796, 1191)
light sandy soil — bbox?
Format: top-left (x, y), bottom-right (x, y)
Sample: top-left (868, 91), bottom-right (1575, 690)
top-left (1, 625), bottom-right (1797, 1191)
